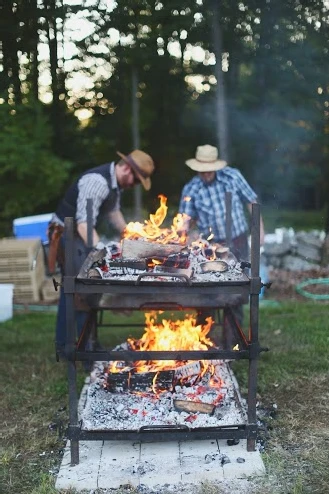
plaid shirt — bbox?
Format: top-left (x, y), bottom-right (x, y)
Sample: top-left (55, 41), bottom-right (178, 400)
top-left (178, 167), bottom-right (258, 241)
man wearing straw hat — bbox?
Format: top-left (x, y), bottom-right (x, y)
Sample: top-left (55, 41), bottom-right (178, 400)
top-left (48, 149), bottom-right (154, 359)
top-left (178, 144), bottom-right (264, 342)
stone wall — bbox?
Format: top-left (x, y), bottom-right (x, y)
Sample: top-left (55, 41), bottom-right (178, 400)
top-left (262, 229), bottom-right (327, 271)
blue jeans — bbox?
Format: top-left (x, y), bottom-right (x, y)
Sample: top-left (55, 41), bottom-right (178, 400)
top-left (55, 235), bottom-right (89, 348)
top-left (56, 287), bottom-right (88, 348)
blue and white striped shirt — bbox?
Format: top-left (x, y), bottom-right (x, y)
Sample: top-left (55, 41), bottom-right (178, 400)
top-left (52, 162), bottom-right (119, 226)
top-left (178, 167), bottom-right (258, 241)
top-left (76, 162), bottom-right (119, 225)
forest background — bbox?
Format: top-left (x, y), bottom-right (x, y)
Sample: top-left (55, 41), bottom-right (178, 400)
top-left (1, 0), bottom-right (329, 237)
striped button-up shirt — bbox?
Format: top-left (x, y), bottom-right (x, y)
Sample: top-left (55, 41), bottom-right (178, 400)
top-left (52, 162), bottom-right (119, 226)
top-left (178, 167), bottom-right (258, 241)
top-left (76, 162), bottom-right (119, 225)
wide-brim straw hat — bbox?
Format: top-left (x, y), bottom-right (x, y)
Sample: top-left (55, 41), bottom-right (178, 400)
top-left (117, 149), bottom-right (154, 190)
top-left (185, 144), bottom-right (227, 172)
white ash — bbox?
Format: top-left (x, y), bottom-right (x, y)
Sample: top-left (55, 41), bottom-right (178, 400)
top-left (93, 241), bottom-right (246, 283)
top-left (81, 361), bottom-right (246, 431)
top-left (98, 261), bottom-right (245, 284)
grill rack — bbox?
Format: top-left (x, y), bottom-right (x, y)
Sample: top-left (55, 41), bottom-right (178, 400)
top-left (62, 202), bottom-right (265, 466)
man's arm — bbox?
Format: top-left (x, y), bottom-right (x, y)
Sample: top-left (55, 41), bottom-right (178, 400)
top-left (77, 209), bottom-right (127, 247)
top-left (108, 210), bottom-right (127, 234)
top-left (77, 222), bottom-right (100, 247)
top-left (247, 203), bottom-right (265, 245)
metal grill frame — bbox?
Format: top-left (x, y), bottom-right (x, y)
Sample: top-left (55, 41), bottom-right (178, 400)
top-left (62, 202), bottom-right (264, 466)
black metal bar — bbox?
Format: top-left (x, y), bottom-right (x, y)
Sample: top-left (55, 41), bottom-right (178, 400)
top-left (73, 281), bottom-right (250, 294)
top-left (86, 198), bottom-right (93, 249)
top-left (64, 217), bottom-right (80, 465)
top-left (247, 203), bottom-right (260, 452)
top-left (225, 191), bottom-right (232, 248)
top-left (73, 424), bottom-right (257, 442)
top-left (75, 349), bottom-right (250, 361)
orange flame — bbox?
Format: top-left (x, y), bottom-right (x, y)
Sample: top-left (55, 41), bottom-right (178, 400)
top-left (107, 312), bottom-right (226, 401)
top-left (127, 312), bottom-right (214, 373)
top-left (123, 195), bottom-right (189, 245)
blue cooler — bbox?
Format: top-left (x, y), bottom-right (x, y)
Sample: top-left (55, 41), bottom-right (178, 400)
top-left (13, 213), bottom-right (53, 243)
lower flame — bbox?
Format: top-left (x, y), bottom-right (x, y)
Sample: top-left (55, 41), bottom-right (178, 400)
top-left (108, 312), bottom-right (224, 397)
top-left (128, 311), bottom-right (214, 372)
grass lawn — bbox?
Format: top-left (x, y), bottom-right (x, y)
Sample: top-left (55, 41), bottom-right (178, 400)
top-left (1, 302), bottom-right (329, 494)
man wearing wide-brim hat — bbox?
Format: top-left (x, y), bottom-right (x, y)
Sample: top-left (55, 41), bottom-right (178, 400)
top-left (178, 144), bottom-right (264, 341)
top-left (179, 144), bottom-right (264, 250)
top-left (49, 149), bottom-right (154, 357)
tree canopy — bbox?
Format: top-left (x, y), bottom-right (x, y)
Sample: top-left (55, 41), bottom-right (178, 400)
top-left (0, 0), bottom-right (329, 234)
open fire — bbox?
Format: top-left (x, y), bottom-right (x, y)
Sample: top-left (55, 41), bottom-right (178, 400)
top-left (79, 195), bottom-right (249, 432)
top-left (87, 196), bottom-right (243, 282)
top-left (123, 194), bottom-right (189, 245)
top-left (80, 313), bottom-right (246, 432)
top-left (106, 311), bottom-right (222, 396)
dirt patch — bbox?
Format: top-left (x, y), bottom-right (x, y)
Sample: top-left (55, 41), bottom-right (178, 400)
top-left (266, 267), bottom-right (329, 302)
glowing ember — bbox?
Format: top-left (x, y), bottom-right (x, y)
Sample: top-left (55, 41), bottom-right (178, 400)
top-left (123, 194), bottom-right (189, 244)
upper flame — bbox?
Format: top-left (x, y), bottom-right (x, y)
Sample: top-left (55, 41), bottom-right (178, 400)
top-left (123, 195), bottom-right (189, 245)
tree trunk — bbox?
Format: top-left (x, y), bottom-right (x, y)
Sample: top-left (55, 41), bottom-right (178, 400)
top-left (131, 66), bottom-right (142, 219)
top-left (210, 0), bottom-right (229, 162)
top-left (27, 0), bottom-right (40, 100)
top-left (45, 0), bottom-right (61, 151)
top-left (1, 1), bottom-right (21, 103)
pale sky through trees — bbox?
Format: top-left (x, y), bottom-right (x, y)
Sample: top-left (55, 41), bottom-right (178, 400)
top-left (37, 0), bottom-right (216, 115)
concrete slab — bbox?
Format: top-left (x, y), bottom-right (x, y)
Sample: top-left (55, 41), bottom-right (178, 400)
top-left (220, 439), bottom-right (266, 479)
top-left (55, 441), bottom-right (103, 491)
top-left (140, 441), bottom-right (182, 487)
top-left (98, 440), bottom-right (141, 489)
top-left (180, 439), bottom-right (224, 483)
top-left (56, 437), bottom-right (265, 491)
top-left (55, 372), bottom-right (266, 491)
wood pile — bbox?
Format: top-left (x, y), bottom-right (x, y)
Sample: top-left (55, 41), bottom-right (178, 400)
top-left (0, 237), bottom-right (46, 302)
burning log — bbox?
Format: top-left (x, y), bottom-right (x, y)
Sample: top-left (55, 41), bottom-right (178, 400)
top-left (107, 371), bottom-right (130, 392)
top-left (107, 369), bottom-right (175, 392)
top-left (121, 238), bottom-right (183, 259)
top-left (174, 361), bottom-right (201, 380)
top-left (130, 370), bottom-right (174, 391)
top-left (173, 399), bottom-right (215, 415)
top-left (153, 265), bottom-right (193, 278)
top-left (109, 259), bottom-right (147, 271)
top-left (88, 268), bottom-right (102, 279)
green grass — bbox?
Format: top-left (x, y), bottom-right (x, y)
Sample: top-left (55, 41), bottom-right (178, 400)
top-left (1, 303), bottom-right (329, 493)
top-left (261, 207), bottom-right (327, 232)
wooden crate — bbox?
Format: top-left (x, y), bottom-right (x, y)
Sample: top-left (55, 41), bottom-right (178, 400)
top-left (0, 237), bottom-right (46, 302)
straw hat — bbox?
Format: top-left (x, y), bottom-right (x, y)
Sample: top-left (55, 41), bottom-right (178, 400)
top-left (185, 145), bottom-right (227, 172)
top-left (117, 149), bottom-right (154, 190)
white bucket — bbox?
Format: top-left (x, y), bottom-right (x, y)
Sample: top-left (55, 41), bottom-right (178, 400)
top-left (0, 284), bottom-right (14, 322)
